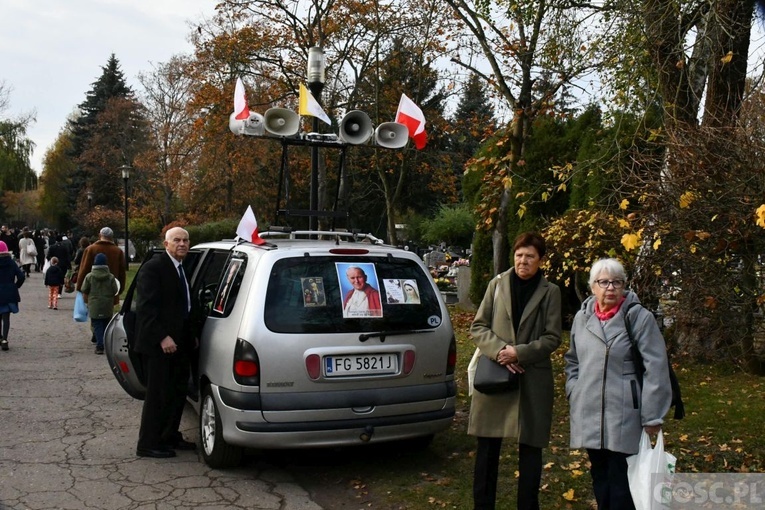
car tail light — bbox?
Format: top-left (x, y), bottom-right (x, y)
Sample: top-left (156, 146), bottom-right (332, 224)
top-left (446, 336), bottom-right (457, 375)
top-left (234, 338), bottom-right (260, 386)
top-left (305, 354), bottom-right (321, 380)
top-left (403, 349), bottom-right (416, 375)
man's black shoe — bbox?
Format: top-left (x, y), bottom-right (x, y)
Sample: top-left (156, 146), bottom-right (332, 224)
top-left (163, 438), bottom-right (196, 451)
top-left (136, 447), bottom-right (176, 458)
top-left (173, 438), bottom-right (197, 451)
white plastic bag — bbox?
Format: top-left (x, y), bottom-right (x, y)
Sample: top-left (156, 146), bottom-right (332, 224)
top-left (467, 347), bottom-right (480, 396)
top-left (627, 430), bottom-right (677, 510)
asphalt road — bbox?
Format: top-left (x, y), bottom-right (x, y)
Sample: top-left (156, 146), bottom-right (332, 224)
top-left (0, 268), bottom-right (323, 510)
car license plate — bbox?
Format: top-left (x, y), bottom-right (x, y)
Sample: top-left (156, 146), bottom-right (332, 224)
top-left (325, 354), bottom-right (398, 377)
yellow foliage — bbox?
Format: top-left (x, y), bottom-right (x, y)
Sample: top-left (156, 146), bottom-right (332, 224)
top-left (653, 238), bottom-right (662, 250)
top-left (619, 199), bottom-right (629, 210)
top-left (618, 219), bottom-right (630, 228)
top-left (621, 233), bottom-right (641, 251)
top-left (721, 50), bottom-right (734, 64)
top-left (562, 488), bottom-right (576, 501)
top-left (756, 204), bottom-right (765, 228)
top-left (679, 191), bottom-right (696, 209)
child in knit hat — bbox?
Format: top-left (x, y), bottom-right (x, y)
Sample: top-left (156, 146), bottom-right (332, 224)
top-left (81, 253), bottom-right (118, 354)
top-left (44, 256), bottom-right (65, 310)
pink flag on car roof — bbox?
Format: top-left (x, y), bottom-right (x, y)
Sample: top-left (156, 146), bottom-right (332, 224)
top-left (236, 205), bottom-right (266, 245)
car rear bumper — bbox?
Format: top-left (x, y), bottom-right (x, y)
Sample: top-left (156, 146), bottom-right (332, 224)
top-left (209, 383), bottom-right (456, 449)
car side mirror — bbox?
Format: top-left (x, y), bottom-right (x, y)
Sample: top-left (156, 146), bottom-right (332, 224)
top-left (199, 287), bottom-right (215, 313)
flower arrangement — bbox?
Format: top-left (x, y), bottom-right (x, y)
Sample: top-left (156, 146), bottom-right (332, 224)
top-left (434, 277), bottom-right (457, 292)
top-left (452, 258), bottom-right (470, 267)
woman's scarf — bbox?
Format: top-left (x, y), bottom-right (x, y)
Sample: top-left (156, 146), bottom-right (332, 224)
top-left (594, 296), bottom-right (626, 321)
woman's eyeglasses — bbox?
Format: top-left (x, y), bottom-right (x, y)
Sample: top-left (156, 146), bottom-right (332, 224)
top-left (595, 279), bottom-right (625, 289)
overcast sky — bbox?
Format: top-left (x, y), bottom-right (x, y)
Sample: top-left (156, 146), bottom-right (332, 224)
top-left (0, 0), bottom-right (215, 175)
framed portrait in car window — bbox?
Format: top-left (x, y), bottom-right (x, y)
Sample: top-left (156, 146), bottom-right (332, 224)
top-left (213, 258), bottom-right (244, 315)
top-left (336, 262), bottom-right (383, 318)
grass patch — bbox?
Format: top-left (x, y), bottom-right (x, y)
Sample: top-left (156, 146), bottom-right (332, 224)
top-left (288, 307), bottom-right (765, 509)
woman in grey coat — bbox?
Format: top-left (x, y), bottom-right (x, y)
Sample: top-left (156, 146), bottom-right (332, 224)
top-left (469, 232), bottom-right (562, 510)
top-left (565, 258), bottom-right (671, 510)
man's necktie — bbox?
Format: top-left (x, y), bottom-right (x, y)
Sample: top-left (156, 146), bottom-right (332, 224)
top-left (179, 264), bottom-right (190, 317)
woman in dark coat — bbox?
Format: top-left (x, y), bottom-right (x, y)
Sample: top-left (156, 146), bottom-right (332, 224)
top-left (468, 232), bottom-right (562, 510)
top-left (565, 258), bottom-right (671, 510)
top-left (0, 240), bottom-right (25, 351)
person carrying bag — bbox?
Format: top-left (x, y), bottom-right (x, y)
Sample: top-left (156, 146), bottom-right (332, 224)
top-left (467, 232), bottom-right (562, 510)
top-left (627, 430), bottom-right (677, 510)
top-left (565, 258), bottom-right (673, 510)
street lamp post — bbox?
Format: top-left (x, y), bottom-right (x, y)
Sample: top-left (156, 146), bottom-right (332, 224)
top-left (307, 46), bottom-right (326, 232)
top-left (120, 165), bottom-right (131, 266)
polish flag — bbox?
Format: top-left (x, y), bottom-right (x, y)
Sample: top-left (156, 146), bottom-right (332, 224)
top-left (395, 93), bottom-right (427, 149)
top-left (236, 205), bottom-right (266, 245)
top-left (234, 77), bottom-right (250, 120)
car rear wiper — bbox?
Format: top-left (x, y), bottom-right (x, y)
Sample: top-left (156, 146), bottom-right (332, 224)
top-left (358, 329), bottom-right (435, 342)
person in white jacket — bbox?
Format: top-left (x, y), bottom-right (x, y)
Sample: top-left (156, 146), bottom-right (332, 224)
top-left (565, 258), bottom-right (671, 510)
top-left (18, 230), bottom-right (37, 277)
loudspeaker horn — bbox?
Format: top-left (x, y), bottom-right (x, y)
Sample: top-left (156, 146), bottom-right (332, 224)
top-left (374, 122), bottom-right (408, 149)
top-left (338, 110), bottom-right (373, 145)
top-left (264, 108), bottom-right (300, 137)
top-left (229, 111), bottom-right (265, 136)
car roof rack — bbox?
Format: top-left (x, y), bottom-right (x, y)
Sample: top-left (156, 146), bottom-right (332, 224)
top-left (259, 228), bottom-right (385, 245)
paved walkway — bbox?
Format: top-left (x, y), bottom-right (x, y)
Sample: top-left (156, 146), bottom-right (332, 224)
top-left (0, 268), bottom-right (323, 510)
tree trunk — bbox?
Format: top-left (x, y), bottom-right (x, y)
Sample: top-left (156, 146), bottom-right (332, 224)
top-left (740, 252), bottom-right (765, 374)
top-left (492, 107), bottom-right (526, 275)
top-left (643, 0), bottom-right (699, 127)
top-left (702, 0), bottom-right (755, 127)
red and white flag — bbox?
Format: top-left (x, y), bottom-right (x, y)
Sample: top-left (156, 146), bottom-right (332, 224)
top-left (395, 93), bottom-right (427, 149)
top-left (234, 77), bottom-right (250, 120)
top-left (236, 205), bottom-right (266, 245)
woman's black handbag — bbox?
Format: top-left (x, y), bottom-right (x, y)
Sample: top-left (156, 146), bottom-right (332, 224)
top-left (474, 355), bottom-right (519, 394)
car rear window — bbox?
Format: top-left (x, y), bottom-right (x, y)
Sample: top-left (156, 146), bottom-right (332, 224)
top-left (264, 256), bottom-right (443, 333)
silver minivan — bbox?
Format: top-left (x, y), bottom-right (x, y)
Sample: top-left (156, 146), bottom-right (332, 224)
top-left (106, 230), bottom-right (457, 467)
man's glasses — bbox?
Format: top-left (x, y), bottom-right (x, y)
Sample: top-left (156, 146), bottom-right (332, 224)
top-left (595, 279), bottom-right (625, 289)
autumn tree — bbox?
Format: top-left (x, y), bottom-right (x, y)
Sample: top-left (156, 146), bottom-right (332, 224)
top-left (445, 0), bottom-right (601, 275)
top-left (57, 54), bottom-right (140, 231)
top-left (449, 72), bottom-right (496, 197)
top-left (39, 129), bottom-right (76, 227)
top-left (135, 56), bottom-right (203, 227)
top-left (190, 0), bottom-right (458, 239)
top-left (349, 35), bottom-right (455, 242)
top-left (0, 81), bottom-right (37, 223)
top-left (185, 5), bottom-right (290, 224)
top-left (539, 1), bottom-right (765, 369)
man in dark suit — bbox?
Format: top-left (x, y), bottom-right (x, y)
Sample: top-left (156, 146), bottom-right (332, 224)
top-left (133, 227), bottom-right (196, 458)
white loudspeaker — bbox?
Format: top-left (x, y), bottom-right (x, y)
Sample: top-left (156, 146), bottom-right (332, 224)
top-left (229, 111), bottom-right (265, 136)
top-left (264, 108), bottom-right (300, 136)
top-left (339, 110), bottom-right (373, 145)
top-left (374, 122), bottom-right (409, 149)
